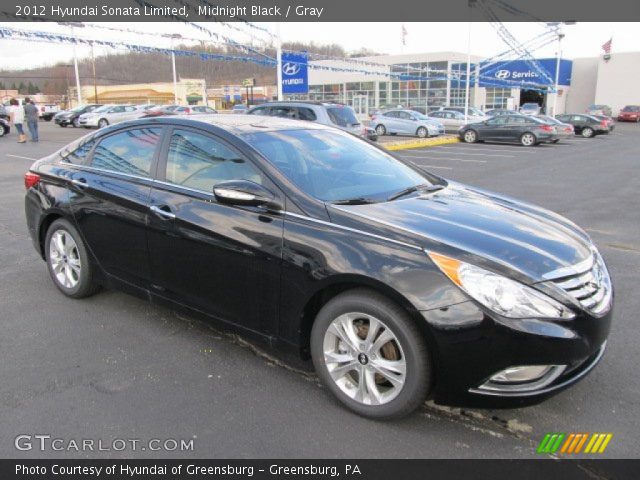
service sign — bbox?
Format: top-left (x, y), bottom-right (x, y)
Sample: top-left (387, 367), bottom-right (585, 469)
top-left (281, 52), bottom-right (308, 94)
top-left (479, 58), bottom-right (573, 89)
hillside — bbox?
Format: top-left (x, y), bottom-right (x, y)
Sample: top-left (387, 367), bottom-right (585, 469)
top-left (0, 42), bottom-right (380, 94)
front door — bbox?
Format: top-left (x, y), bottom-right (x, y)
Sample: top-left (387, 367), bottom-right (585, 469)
top-left (146, 127), bottom-right (284, 334)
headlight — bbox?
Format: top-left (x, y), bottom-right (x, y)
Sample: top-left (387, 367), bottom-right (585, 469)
top-left (428, 252), bottom-right (575, 319)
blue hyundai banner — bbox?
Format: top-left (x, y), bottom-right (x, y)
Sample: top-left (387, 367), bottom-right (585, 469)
top-left (281, 51), bottom-right (308, 94)
top-left (479, 58), bottom-right (573, 89)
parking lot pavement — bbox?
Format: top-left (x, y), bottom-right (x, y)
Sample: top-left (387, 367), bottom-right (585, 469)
top-left (1, 122), bottom-right (639, 459)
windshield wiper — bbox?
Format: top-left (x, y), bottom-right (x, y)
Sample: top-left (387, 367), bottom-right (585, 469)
top-left (332, 197), bottom-right (377, 205)
top-left (387, 183), bottom-right (444, 201)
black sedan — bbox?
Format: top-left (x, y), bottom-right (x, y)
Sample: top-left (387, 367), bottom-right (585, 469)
top-left (459, 115), bottom-right (557, 146)
top-left (0, 117), bottom-right (9, 137)
top-left (54, 104), bottom-right (102, 128)
top-left (24, 115), bottom-right (612, 418)
top-left (555, 114), bottom-right (610, 138)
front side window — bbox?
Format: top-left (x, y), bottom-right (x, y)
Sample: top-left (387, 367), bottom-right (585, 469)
top-left (91, 128), bottom-right (161, 177)
top-left (165, 129), bottom-right (263, 192)
top-left (243, 129), bottom-right (431, 203)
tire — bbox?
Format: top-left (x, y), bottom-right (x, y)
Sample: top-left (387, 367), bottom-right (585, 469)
top-left (72, 118), bottom-right (80, 128)
top-left (463, 129), bottom-right (477, 143)
top-left (45, 219), bottom-right (99, 299)
top-left (551, 139), bottom-right (560, 144)
top-left (311, 289), bottom-right (432, 419)
top-left (0, 127), bottom-right (5, 137)
top-left (375, 124), bottom-right (386, 136)
top-left (60, 123), bottom-right (67, 128)
top-left (520, 132), bottom-right (537, 146)
top-left (582, 127), bottom-right (594, 138)
top-left (416, 127), bottom-right (428, 138)
top-left (98, 118), bottom-right (109, 128)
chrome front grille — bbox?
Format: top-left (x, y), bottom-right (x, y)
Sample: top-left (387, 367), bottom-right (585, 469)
top-left (548, 253), bottom-right (612, 316)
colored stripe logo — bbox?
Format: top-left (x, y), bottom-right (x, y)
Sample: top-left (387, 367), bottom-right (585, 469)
top-left (537, 433), bottom-right (613, 454)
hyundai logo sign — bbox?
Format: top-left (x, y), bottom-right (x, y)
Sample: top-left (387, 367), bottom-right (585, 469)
top-left (495, 70), bottom-right (511, 79)
top-left (282, 62), bottom-right (301, 76)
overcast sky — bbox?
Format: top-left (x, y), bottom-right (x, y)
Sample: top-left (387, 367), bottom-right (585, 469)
top-left (0, 22), bottom-right (637, 71)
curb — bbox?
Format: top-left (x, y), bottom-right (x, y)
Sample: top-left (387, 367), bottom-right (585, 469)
top-left (383, 136), bottom-right (460, 151)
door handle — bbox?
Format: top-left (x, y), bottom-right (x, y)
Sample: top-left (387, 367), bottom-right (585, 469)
top-left (150, 205), bottom-right (176, 220)
top-left (71, 178), bottom-right (88, 188)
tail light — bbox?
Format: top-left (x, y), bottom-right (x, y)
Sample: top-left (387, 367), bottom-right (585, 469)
top-left (185, 108), bottom-right (191, 114)
top-left (41, 107), bottom-right (45, 112)
top-left (24, 172), bottom-right (40, 190)
top-left (601, 120), bottom-right (608, 127)
top-left (371, 115), bottom-right (377, 121)
top-left (539, 125), bottom-right (554, 132)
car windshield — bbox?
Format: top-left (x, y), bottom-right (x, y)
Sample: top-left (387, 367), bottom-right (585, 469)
top-left (521, 104), bottom-right (538, 110)
top-left (326, 106), bottom-right (359, 127)
top-left (622, 106), bottom-right (639, 112)
top-left (243, 129), bottom-right (432, 203)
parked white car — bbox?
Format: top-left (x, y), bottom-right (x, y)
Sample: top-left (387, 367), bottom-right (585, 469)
top-left (519, 103), bottom-right (542, 115)
top-left (78, 104), bottom-right (141, 128)
top-left (428, 110), bottom-right (472, 132)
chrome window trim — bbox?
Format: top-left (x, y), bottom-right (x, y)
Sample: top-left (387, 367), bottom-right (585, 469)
top-left (61, 163), bottom-right (152, 183)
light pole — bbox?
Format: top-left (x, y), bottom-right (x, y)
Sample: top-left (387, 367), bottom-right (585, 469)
top-left (163, 33), bottom-right (183, 104)
top-left (275, 23), bottom-right (283, 101)
top-left (547, 22), bottom-right (575, 116)
top-left (58, 22), bottom-right (84, 106)
top-left (464, 0), bottom-right (477, 124)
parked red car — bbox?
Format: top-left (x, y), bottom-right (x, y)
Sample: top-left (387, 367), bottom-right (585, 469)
top-left (617, 105), bottom-right (640, 122)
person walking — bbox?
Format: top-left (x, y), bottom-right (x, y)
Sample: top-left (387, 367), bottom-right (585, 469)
top-left (24, 97), bottom-right (39, 142)
top-left (8, 98), bottom-right (26, 143)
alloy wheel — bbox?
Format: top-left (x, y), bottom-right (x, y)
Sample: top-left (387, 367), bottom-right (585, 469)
top-left (323, 312), bottom-right (406, 406)
top-left (375, 124), bottom-right (386, 136)
top-left (417, 127), bottom-right (428, 138)
top-left (521, 133), bottom-right (535, 146)
top-left (98, 119), bottom-right (108, 128)
top-left (582, 128), bottom-right (594, 138)
top-left (48, 230), bottom-right (81, 289)
top-left (464, 130), bottom-right (477, 143)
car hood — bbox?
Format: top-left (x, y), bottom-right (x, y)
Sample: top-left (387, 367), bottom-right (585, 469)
top-left (331, 182), bottom-right (593, 283)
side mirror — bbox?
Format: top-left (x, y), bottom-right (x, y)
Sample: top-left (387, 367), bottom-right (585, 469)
top-left (213, 180), bottom-right (280, 210)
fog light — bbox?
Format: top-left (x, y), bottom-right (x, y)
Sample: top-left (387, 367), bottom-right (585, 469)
top-left (490, 366), bottom-right (553, 384)
top-left (473, 364), bottom-right (567, 394)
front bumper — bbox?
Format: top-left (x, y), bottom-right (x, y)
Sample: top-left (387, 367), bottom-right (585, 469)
top-left (79, 117), bottom-right (99, 127)
top-left (422, 299), bottom-right (612, 407)
top-left (55, 117), bottom-right (73, 126)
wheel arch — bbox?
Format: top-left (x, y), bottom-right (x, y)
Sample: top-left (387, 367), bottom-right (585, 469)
top-left (297, 274), bottom-right (436, 361)
top-left (37, 211), bottom-right (66, 259)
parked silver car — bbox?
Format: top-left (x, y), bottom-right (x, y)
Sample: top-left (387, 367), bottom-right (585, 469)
top-left (519, 103), bottom-right (542, 115)
top-left (428, 110), bottom-right (471, 132)
top-left (79, 104), bottom-right (141, 128)
top-left (371, 109), bottom-right (445, 138)
top-left (247, 101), bottom-right (377, 141)
top-left (535, 115), bottom-right (575, 142)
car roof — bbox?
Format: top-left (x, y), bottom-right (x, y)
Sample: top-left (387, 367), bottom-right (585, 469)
top-left (116, 113), bottom-right (330, 134)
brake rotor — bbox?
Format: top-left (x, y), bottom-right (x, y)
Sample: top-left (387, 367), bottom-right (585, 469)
top-left (356, 320), bottom-right (400, 385)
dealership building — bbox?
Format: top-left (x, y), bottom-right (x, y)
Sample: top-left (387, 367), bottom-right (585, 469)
top-left (294, 51), bottom-right (639, 117)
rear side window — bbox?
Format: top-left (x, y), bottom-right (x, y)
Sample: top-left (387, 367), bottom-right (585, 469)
top-left (61, 138), bottom-right (96, 164)
top-left (90, 128), bottom-right (161, 177)
top-left (248, 107), bottom-right (270, 116)
top-left (297, 107), bottom-right (317, 121)
top-left (164, 129), bottom-right (263, 192)
top-left (326, 106), bottom-right (359, 127)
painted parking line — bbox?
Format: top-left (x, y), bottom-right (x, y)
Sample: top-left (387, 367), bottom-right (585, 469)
top-left (6, 154), bottom-right (38, 161)
top-left (429, 145), bottom-right (537, 154)
top-left (408, 161), bottom-right (453, 170)
top-left (402, 155), bottom-right (487, 164)
top-left (405, 150), bottom-right (514, 158)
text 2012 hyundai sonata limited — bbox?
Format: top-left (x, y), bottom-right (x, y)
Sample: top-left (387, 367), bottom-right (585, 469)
top-left (24, 115), bottom-right (613, 419)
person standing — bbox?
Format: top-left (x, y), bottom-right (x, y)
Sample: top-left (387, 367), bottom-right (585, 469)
top-left (24, 97), bottom-right (39, 142)
top-left (8, 98), bottom-right (26, 143)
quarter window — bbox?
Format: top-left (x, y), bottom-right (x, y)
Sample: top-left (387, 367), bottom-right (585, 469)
top-left (62, 138), bottom-right (96, 164)
top-left (90, 128), bottom-right (161, 177)
top-left (164, 129), bottom-right (263, 192)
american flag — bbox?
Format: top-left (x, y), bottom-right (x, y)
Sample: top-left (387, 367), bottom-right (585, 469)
top-left (602, 38), bottom-right (612, 54)
top-left (401, 24), bottom-right (408, 46)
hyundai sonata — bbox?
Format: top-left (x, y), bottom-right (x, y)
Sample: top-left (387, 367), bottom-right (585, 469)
top-left (24, 115), bottom-right (612, 418)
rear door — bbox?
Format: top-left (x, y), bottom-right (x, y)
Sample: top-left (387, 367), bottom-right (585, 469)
top-left (69, 126), bottom-right (164, 288)
top-left (397, 110), bottom-right (415, 134)
top-left (382, 111), bottom-right (400, 133)
top-left (146, 127), bottom-right (284, 333)
top-left (481, 116), bottom-right (507, 140)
